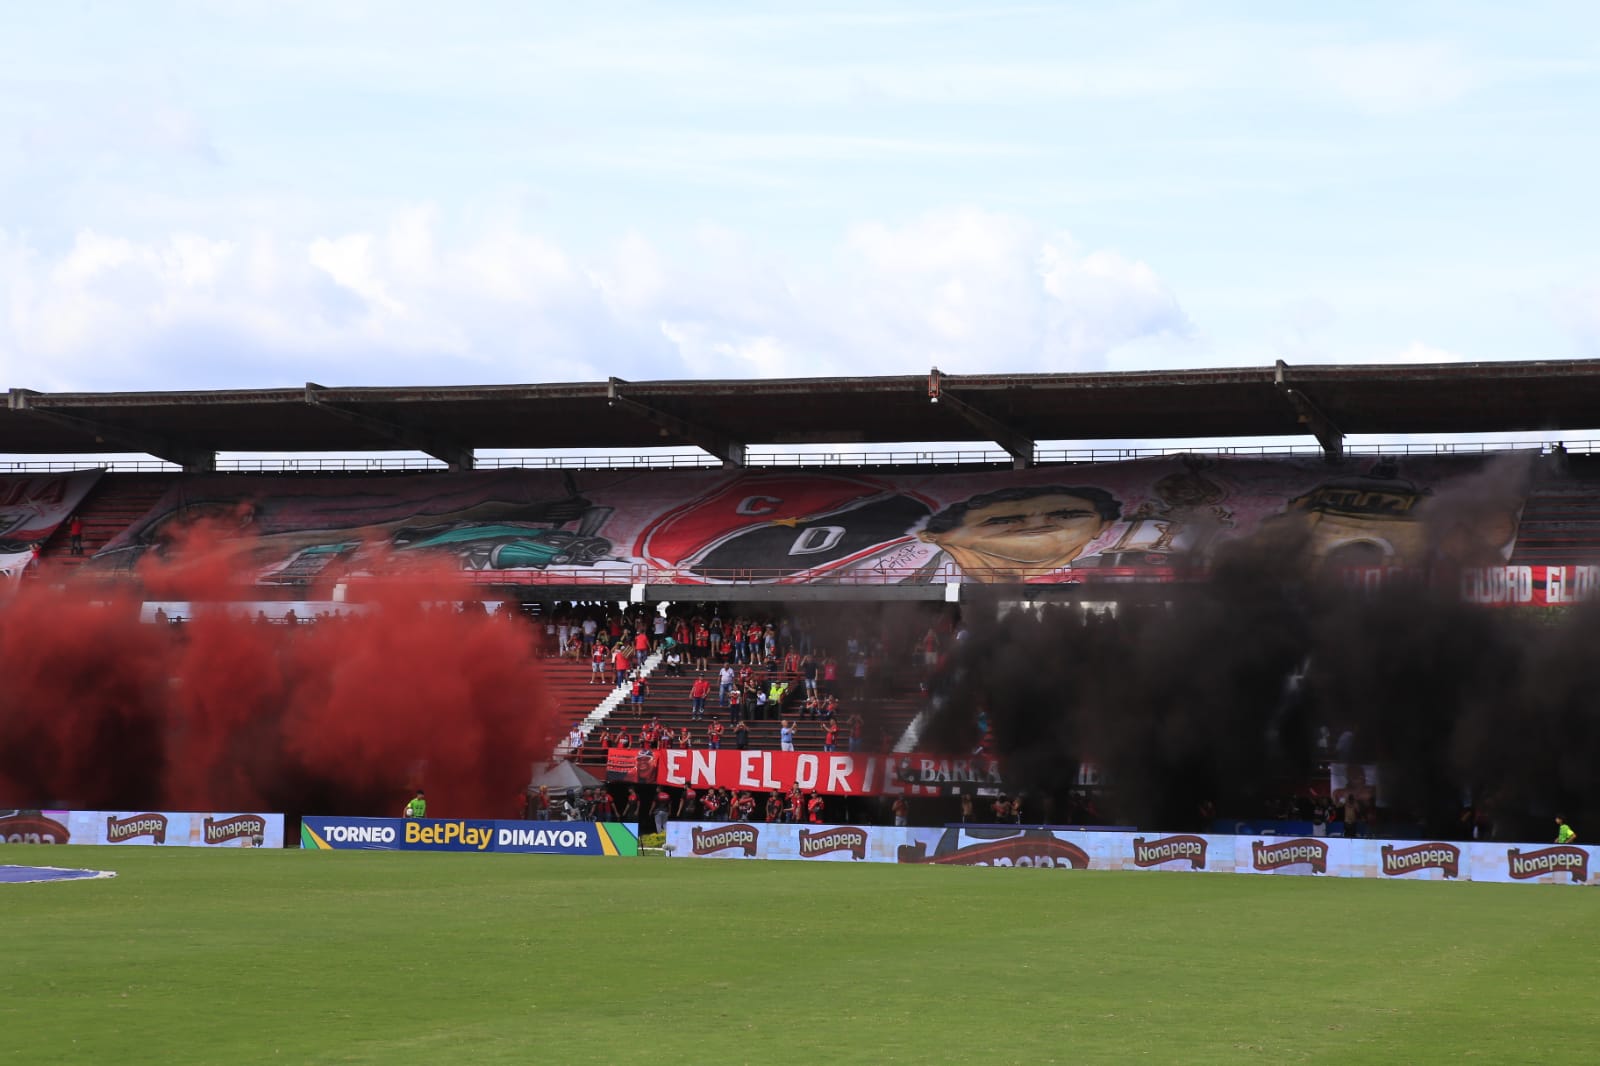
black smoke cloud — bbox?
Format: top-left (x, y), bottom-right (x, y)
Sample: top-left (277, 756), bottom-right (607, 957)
top-left (924, 454), bottom-right (1600, 840)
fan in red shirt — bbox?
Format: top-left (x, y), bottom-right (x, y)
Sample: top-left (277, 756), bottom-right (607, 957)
top-left (822, 720), bottom-right (839, 752)
top-left (707, 720), bottom-right (725, 750)
top-left (690, 676), bottom-right (711, 719)
top-left (693, 623), bottom-right (711, 671)
top-left (806, 793), bottom-right (825, 824)
top-left (788, 787), bottom-right (804, 824)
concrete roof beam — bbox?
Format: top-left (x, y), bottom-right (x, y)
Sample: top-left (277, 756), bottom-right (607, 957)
top-left (607, 377), bottom-right (747, 467)
top-left (304, 383), bottom-right (475, 470)
top-left (8, 388), bottom-right (217, 471)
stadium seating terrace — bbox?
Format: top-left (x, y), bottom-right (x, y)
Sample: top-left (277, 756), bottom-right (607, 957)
top-left (9, 361), bottom-right (1600, 833)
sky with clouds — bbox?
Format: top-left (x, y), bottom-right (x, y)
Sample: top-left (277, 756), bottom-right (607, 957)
top-left (2, 1), bottom-right (1598, 402)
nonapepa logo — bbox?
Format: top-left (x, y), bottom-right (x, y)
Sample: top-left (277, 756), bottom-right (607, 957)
top-left (203, 815), bottom-right (266, 846)
top-left (898, 829), bottom-right (1090, 869)
top-left (691, 823), bottom-right (759, 857)
top-left (1251, 838), bottom-right (1328, 874)
top-left (797, 826), bottom-right (868, 860)
top-left (0, 811), bottom-right (70, 844)
top-left (106, 813), bottom-right (168, 844)
top-left (1507, 845), bottom-right (1588, 883)
top-left (1380, 842), bottom-right (1460, 879)
top-left (1132, 834), bottom-right (1207, 870)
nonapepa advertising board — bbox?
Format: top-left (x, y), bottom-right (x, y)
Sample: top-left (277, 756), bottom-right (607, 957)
top-left (0, 809), bottom-right (283, 848)
top-left (663, 822), bottom-right (1591, 885)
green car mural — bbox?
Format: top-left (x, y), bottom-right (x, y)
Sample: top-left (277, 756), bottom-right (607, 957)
top-left (259, 541), bottom-right (363, 585)
top-left (390, 523), bottom-right (614, 571)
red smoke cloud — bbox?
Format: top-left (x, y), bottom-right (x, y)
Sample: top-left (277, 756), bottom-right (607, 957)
top-left (0, 529), bottom-right (560, 820)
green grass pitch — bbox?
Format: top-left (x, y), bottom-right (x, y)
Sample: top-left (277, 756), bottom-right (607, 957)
top-left (4, 844), bottom-right (1598, 1064)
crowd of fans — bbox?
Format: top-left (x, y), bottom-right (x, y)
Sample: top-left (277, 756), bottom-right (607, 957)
top-left (520, 779), bottom-right (1038, 834)
top-left (548, 604), bottom-right (948, 756)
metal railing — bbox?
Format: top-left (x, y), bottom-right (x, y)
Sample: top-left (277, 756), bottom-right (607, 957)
top-left (0, 438), bottom-right (1588, 475)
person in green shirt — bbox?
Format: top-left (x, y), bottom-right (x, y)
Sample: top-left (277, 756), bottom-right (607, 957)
top-left (405, 790), bottom-right (427, 819)
top-left (1555, 816), bottom-right (1576, 845)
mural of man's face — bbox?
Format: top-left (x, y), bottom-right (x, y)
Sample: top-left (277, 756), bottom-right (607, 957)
top-left (920, 493), bottom-right (1110, 575)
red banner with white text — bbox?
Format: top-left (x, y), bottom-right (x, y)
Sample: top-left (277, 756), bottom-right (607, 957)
top-left (1337, 565), bottom-right (1600, 607)
top-left (1458, 565), bottom-right (1600, 606)
top-left (606, 748), bottom-right (1004, 796)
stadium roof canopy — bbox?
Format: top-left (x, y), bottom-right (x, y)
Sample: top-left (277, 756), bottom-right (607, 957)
top-left (6, 358), bottom-right (1598, 471)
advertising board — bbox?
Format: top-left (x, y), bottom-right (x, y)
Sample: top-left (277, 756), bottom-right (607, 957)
top-left (298, 817), bottom-right (638, 856)
top-left (0, 809), bottom-right (283, 848)
top-left (663, 822), bottom-right (1591, 885)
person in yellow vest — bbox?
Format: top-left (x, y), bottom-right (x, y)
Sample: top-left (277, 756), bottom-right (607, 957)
top-left (1555, 815), bottom-right (1576, 845)
top-left (405, 790), bottom-right (427, 819)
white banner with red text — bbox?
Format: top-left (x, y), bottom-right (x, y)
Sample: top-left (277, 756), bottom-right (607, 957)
top-left (0, 809), bottom-right (284, 848)
top-left (663, 823), bottom-right (1594, 884)
top-left (609, 748), bottom-right (1002, 797)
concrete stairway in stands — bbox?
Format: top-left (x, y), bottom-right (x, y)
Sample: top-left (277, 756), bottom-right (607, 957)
top-left (1510, 472), bottom-right (1600, 566)
top-left (568, 663), bottom-right (927, 765)
top-left (553, 652), bottom-right (663, 757)
top-left (540, 656), bottom-right (626, 744)
top-left (38, 473), bottom-right (178, 574)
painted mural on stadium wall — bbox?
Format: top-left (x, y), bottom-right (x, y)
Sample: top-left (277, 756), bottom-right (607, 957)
top-left (0, 471), bottom-right (103, 581)
top-left (89, 456), bottom-right (1529, 586)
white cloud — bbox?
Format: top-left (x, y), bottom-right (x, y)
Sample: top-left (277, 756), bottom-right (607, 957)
top-left (309, 234), bottom-right (401, 313)
top-left (1303, 40), bottom-right (1481, 113)
top-left (0, 208), bottom-right (1187, 392)
top-left (13, 93), bottom-right (220, 164)
top-left (822, 208), bottom-right (1188, 375)
top-left (1557, 284), bottom-right (1600, 356)
top-left (1272, 297), bottom-right (1340, 364)
top-left (1386, 341), bottom-right (1469, 364)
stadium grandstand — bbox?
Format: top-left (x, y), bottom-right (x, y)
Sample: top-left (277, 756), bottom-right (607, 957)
top-left (5, 357), bottom-right (1600, 839)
